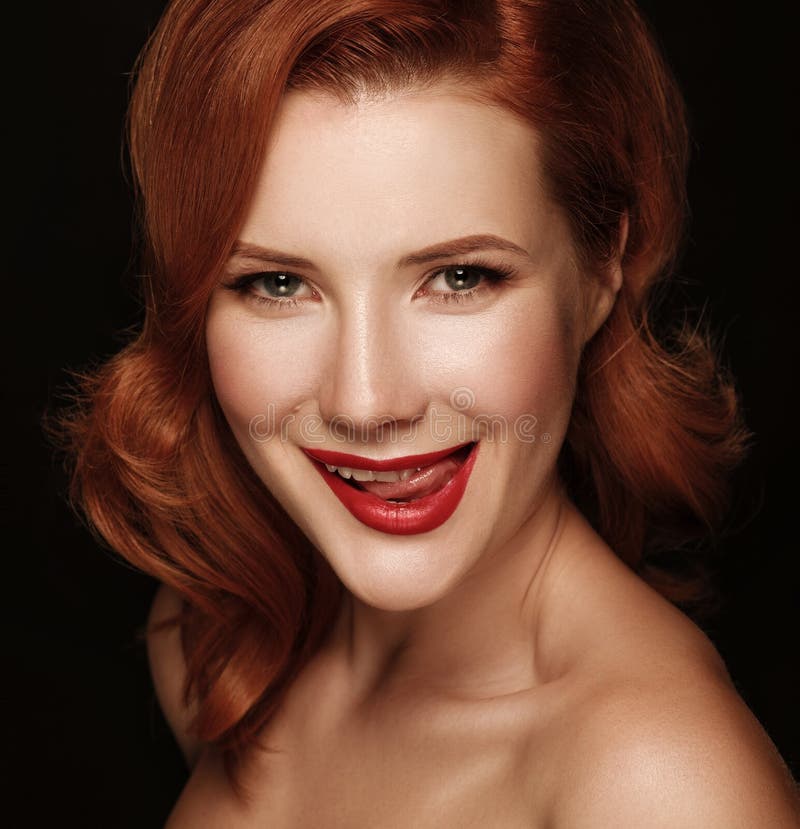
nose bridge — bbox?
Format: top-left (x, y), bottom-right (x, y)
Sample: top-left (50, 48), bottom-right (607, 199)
top-left (318, 292), bottom-right (426, 434)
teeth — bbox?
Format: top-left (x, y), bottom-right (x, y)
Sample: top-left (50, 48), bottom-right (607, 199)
top-left (323, 464), bottom-right (422, 482)
top-left (350, 469), bottom-right (375, 482)
top-left (370, 470), bottom-right (396, 482)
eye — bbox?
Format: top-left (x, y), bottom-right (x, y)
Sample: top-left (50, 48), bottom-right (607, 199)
top-left (428, 266), bottom-right (484, 292)
top-left (251, 272), bottom-right (305, 298)
top-left (419, 262), bottom-right (515, 305)
top-left (223, 259), bottom-right (515, 311)
top-left (224, 270), bottom-right (316, 308)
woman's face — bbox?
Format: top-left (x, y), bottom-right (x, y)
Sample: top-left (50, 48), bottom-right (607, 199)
top-left (206, 81), bottom-right (618, 611)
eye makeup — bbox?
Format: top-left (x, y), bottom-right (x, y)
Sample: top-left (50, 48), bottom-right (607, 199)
top-left (222, 256), bottom-right (516, 311)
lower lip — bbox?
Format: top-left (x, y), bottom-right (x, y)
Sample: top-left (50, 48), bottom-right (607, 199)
top-left (308, 442), bottom-right (480, 535)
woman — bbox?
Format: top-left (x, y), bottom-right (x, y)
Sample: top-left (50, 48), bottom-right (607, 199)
top-left (57, 0), bottom-right (799, 824)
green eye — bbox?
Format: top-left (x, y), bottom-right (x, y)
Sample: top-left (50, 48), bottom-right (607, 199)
top-left (422, 262), bottom-right (514, 305)
top-left (442, 267), bottom-right (482, 291)
top-left (259, 272), bottom-right (303, 297)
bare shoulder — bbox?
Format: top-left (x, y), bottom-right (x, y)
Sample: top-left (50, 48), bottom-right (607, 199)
top-left (535, 518), bottom-right (800, 826)
top-left (147, 583), bottom-right (202, 768)
top-left (549, 667), bottom-right (800, 827)
top-left (542, 577), bottom-right (800, 826)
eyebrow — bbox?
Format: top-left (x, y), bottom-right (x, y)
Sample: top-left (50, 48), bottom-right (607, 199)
top-left (228, 234), bottom-right (530, 270)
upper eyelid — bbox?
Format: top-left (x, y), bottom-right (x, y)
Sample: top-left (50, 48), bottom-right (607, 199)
top-left (227, 260), bottom-right (508, 284)
top-left (227, 269), bottom-right (315, 293)
top-left (227, 264), bottom-right (509, 309)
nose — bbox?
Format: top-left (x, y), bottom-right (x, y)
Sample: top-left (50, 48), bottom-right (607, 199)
top-left (317, 297), bottom-right (428, 440)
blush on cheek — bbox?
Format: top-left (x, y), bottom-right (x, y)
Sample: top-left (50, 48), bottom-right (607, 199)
top-left (206, 306), bottom-right (325, 441)
top-left (463, 302), bottom-right (579, 438)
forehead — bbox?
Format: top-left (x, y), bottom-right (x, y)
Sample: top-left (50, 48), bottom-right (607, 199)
top-left (240, 83), bottom-right (563, 265)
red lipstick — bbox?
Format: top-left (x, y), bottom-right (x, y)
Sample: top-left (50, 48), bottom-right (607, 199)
top-left (303, 441), bottom-right (480, 535)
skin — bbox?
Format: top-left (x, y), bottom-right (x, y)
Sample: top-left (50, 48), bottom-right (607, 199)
top-left (150, 82), bottom-right (800, 826)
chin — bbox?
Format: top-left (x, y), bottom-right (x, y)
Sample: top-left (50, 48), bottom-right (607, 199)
top-left (333, 549), bottom-right (469, 612)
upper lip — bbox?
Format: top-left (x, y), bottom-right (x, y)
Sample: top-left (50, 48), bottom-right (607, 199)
top-left (302, 441), bottom-right (474, 471)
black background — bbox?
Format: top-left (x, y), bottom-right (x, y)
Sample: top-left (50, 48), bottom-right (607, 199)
top-left (7, 2), bottom-right (797, 826)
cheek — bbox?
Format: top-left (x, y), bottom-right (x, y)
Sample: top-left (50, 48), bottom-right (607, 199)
top-left (415, 300), bottom-right (579, 433)
top-left (205, 305), bottom-right (322, 438)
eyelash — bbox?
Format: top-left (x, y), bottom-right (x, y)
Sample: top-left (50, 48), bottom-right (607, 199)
top-left (224, 258), bottom-right (515, 310)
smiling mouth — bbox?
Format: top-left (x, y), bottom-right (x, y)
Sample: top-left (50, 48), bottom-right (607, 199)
top-left (307, 440), bottom-right (480, 535)
top-left (334, 441), bottom-right (475, 503)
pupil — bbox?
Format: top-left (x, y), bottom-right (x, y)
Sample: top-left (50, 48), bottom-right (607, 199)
top-left (444, 267), bottom-right (480, 291)
top-left (264, 273), bottom-right (299, 297)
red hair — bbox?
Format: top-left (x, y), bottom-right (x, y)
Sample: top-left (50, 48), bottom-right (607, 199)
top-left (51, 0), bottom-right (750, 767)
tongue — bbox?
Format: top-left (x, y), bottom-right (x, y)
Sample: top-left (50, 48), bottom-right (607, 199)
top-left (357, 455), bottom-right (462, 501)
